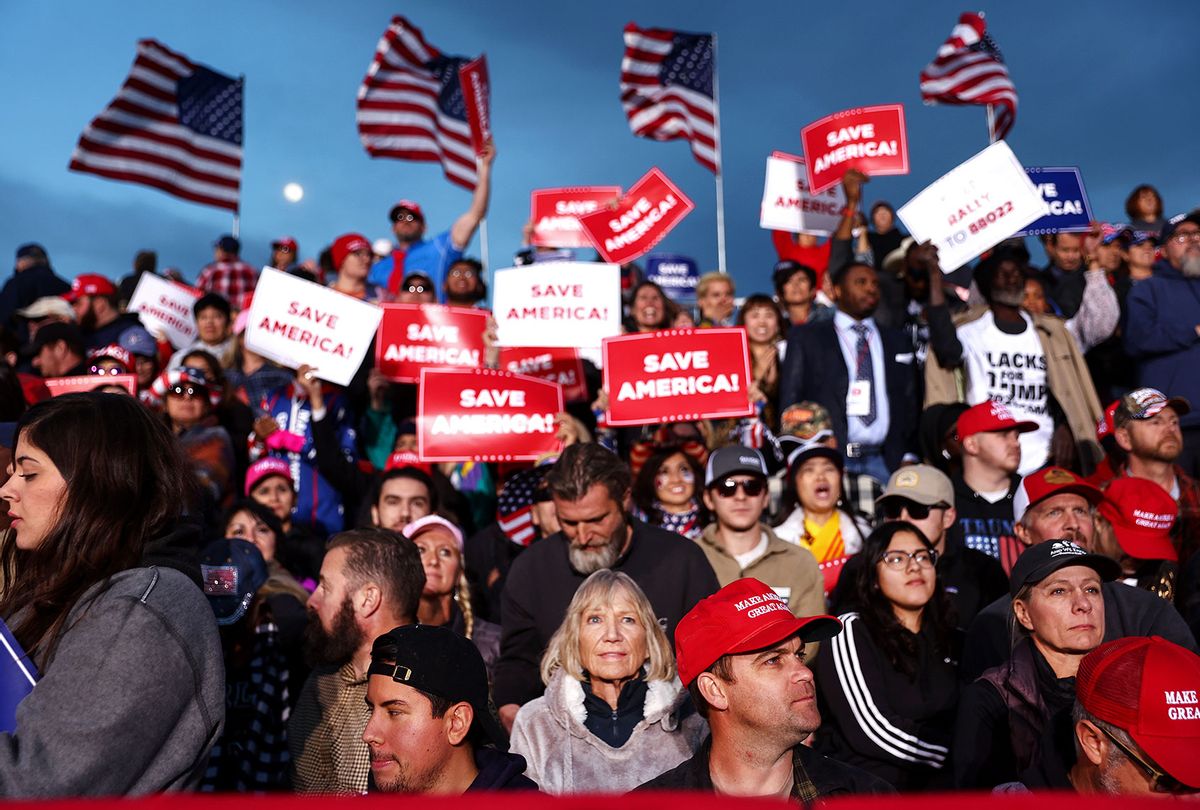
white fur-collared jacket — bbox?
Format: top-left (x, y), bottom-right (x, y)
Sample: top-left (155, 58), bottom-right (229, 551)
top-left (508, 669), bottom-right (707, 794)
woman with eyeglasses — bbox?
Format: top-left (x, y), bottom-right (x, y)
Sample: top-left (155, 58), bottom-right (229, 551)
top-left (953, 540), bottom-right (1119, 789)
top-left (813, 521), bottom-right (960, 790)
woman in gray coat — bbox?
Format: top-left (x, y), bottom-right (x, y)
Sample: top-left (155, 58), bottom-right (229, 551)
top-left (509, 570), bottom-right (705, 793)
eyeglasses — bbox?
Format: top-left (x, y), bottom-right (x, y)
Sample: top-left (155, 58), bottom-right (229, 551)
top-left (449, 268), bottom-right (475, 278)
top-left (880, 499), bottom-right (941, 521)
top-left (89, 365), bottom-right (124, 376)
top-left (878, 549), bottom-right (938, 569)
top-left (1095, 723), bottom-right (1199, 795)
top-left (392, 213), bottom-right (420, 223)
top-left (169, 385), bottom-right (205, 399)
top-left (712, 477), bottom-right (767, 498)
top-left (1170, 231), bottom-right (1200, 245)
top-left (274, 246), bottom-right (295, 253)
top-left (405, 283), bottom-right (427, 294)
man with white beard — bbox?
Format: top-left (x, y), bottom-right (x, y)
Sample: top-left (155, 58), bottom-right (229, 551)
top-left (1125, 211), bottom-right (1200, 476)
top-left (491, 443), bottom-right (719, 731)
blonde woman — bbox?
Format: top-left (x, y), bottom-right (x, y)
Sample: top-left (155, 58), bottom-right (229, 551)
top-left (402, 515), bottom-right (501, 676)
top-left (509, 570), bottom-right (705, 793)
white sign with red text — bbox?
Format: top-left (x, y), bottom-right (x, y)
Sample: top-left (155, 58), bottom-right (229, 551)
top-left (897, 141), bottom-right (1050, 272)
top-left (244, 267), bottom-right (383, 386)
top-left (759, 152), bottom-right (848, 235)
top-left (127, 273), bottom-right (200, 349)
top-left (492, 262), bottom-right (621, 349)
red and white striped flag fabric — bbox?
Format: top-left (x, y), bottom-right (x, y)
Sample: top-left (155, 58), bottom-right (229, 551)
top-left (919, 12), bottom-right (1017, 142)
top-left (356, 16), bottom-right (478, 190)
top-left (620, 23), bottom-right (719, 174)
top-left (69, 40), bottom-right (243, 212)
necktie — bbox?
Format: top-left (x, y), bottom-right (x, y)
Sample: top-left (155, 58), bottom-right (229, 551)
top-left (852, 323), bottom-right (876, 426)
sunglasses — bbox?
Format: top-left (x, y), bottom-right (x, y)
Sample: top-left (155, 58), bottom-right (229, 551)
top-left (405, 283), bottom-right (428, 294)
top-left (168, 384), bottom-right (205, 399)
top-left (712, 477), bottom-right (767, 498)
top-left (392, 213), bottom-right (421, 224)
top-left (878, 549), bottom-right (938, 570)
top-left (1095, 723), bottom-right (1198, 794)
top-left (880, 499), bottom-right (941, 521)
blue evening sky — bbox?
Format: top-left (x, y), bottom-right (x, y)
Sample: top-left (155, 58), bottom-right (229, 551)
top-left (2, 0), bottom-right (1197, 294)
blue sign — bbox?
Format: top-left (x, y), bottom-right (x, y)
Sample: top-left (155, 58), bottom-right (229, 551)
top-left (1018, 167), bottom-right (1093, 236)
top-left (645, 253), bottom-right (699, 304)
top-left (0, 618), bottom-right (36, 732)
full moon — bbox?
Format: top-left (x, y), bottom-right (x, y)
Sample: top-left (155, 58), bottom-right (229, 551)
top-left (283, 182), bottom-right (304, 202)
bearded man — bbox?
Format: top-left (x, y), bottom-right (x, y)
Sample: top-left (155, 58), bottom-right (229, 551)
top-left (288, 528), bottom-right (424, 795)
top-left (491, 443), bottom-right (719, 730)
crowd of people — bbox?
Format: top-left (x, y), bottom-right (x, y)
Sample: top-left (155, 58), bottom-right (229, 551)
top-left (2, 160), bottom-right (1200, 800)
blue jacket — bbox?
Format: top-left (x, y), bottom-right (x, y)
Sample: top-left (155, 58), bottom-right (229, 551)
top-left (1124, 260), bottom-right (1200, 427)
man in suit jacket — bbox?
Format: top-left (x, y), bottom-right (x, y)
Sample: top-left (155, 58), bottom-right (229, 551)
top-left (779, 260), bottom-right (920, 483)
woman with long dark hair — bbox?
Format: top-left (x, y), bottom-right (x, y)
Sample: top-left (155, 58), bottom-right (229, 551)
top-left (631, 444), bottom-right (709, 540)
top-left (0, 392), bottom-right (223, 796)
top-left (814, 521), bottom-right (960, 790)
top-left (624, 281), bottom-right (675, 333)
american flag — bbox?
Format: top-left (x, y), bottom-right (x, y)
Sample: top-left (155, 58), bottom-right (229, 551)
top-left (356, 16), bottom-right (478, 190)
top-left (919, 12), bottom-right (1017, 142)
top-left (620, 23), bottom-right (719, 174)
top-left (69, 40), bottom-right (242, 212)
top-left (496, 466), bottom-right (551, 547)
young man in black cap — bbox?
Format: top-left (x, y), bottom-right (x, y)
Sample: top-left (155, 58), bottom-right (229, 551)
top-left (363, 624), bottom-right (535, 792)
top-left (31, 321), bottom-right (87, 378)
top-left (197, 234), bottom-right (258, 301)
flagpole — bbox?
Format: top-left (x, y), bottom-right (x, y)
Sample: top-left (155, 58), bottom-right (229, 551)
top-left (477, 156), bottom-right (491, 298)
top-left (986, 104), bottom-right (996, 145)
top-left (234, 74), bottom-right (245, 239)
top-left (711, 34), bottom-right (727, 275)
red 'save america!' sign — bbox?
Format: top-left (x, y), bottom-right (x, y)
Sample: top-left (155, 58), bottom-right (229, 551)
top-left (417, 368), bottom-right (564, 462)
top-left (602, 328), bottom-right (752, 426)
top-left (375, 304), bottom-right (488, 383)
top-left (800, 104), bottom-right (909, 194)
top-left (499, 346), bottom-right (588, 402)
top-left (577, 168), bottom-right (693, 265)
top-left (530, 186), bottom-right (622, 248)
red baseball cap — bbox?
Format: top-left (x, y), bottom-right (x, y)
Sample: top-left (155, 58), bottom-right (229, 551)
top-left (385, 450), bottom-right (433, 476)
top-left (956, 400), bottom-right (1039, 440)
top-left (1077, 636), bottom-right (1200, 790)
top-left (272, 236), bottom-right (298, 252)
top-left (63, 273), bottom-right (117, 302)
top-left (674, 578), bottom-right (841, 687)
top-left (1099, 477), bottom-right (1179, 562)
top-left (331, 233), bottom-right (371, 270)
top-left (1096, 399), bottom-right (1121, 442)
top-left (1012, 466), bottom-right (1103, 523)
top-left (389, 199), bottom-right (425, 222)
top-left (86, 343), bottom-right (132, 374)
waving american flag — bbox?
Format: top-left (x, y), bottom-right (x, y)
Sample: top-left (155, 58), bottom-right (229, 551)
top-left (620, 23), bottom-right (719, 174)
top-left (919, 12), bottom-right (1017, 142)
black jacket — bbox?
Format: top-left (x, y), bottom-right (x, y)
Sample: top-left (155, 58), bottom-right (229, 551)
top-left (492, 519), bottom-right (718, 707)
top-left (467, 747), bottom-right (537, 791)
top-left (960, 581), bottom-right (1198, 682)
top-left (635, 736), bottom-right (894, 797)
top-left (778, 316), bottom-right (920, 472)
top-left (0, 263), bottom-right (69, 329)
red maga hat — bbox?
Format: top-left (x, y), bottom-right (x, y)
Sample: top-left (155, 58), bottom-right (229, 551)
top-left (331, 233), bottom-right (371, 270)
top-left (1099, 477), bottom-right (1178, 562)
top-left (1077, 636), bottom-right (1200, 790)
top-left (674, 578), bottom-right (841, 687)
top-left (1012, 466), bottom-right (1102, 523)
top-left (1096, 399), bottom-right (1121, 442)
top-left (63, 273), bottom-right (116, 303)
top-left (956, 400), bottom-right (1039, 441)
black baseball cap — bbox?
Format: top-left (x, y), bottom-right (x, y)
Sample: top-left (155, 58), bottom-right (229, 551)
top-left (368, 624), bottom-right (506, 748)
top-left (1008, 539), bottom-right (1121, 599)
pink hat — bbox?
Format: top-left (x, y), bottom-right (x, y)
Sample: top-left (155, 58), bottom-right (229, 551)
top-left (402, 514), bottom-right (463, 551)
top-left (245, 457), bottom-right (294, 496)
